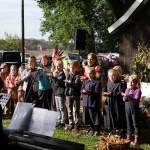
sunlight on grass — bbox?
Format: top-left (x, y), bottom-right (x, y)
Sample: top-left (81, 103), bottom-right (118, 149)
top-left (54, 129), bottom-right (99, 150)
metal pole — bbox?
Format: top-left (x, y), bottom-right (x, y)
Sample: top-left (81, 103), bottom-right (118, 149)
top-left (21, 0), bottom-right (25, 63)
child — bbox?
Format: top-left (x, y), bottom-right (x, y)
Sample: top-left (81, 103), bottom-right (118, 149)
top-left (81, 68), bottom-right (101, 135)
top-left (122, 74), bottom-right (141, 145)
top-left (81, 53), bottom-right (102, 126)
top-left (0, 63), bottom-right (9, 93)
top-left (64, 60), bottom-right (81, 130)
top-left (21, 56), bottom-right (39, 105)
top-left (16, 64), bottom-right (25, 102)
top-left (81, 53), bottom-right (102, 81)
top-left (52, 60), bottom-right (66, 128)
top-left (5, 65), bottom-right (18, 115)
top-left (38, 55), bottom-right (52, 110)
top-left (103, 69), bottom-right (125, 134)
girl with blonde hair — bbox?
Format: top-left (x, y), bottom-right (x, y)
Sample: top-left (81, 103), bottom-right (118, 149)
top-left (103, 68), bottom-right (126, 134)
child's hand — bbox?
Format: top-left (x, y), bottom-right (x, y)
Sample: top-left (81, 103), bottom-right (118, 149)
top-left (80, 76), bottom-right (87, 81)
top-left (47, 72), bottom-right (53, 77)
top-left (103, 92), bottom-right (111, 96)
top-left (64, 80), bottom-right (71, 84)
top-left (82, 89), bottom-right (87, 93)
top-left (121, 92), bottom-right (127, 97)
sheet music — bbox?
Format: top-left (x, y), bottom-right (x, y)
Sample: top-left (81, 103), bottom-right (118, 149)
top-left (0, 93), bottom-right (11, 110)
top-left (9, 102), bottom-right (33, 131)
top-left (28, 108), bottom-right (58, 137)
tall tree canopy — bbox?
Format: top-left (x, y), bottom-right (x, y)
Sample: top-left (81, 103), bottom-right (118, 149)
top-left (37, 0), bottom-right (117, 53)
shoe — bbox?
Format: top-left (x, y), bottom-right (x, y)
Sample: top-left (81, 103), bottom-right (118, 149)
top-left (94, 131), bottom-right (100, 136)
top-left (59, 123), bottom-right (65, 128)
top-left (88, 130), bottom-right (94, 136)
top-left (131, 135), bottom-right (139, 146)
top-left (67, 124), bottom-right (74, 130)
top-left (87, 127), bottom-right (92, 133)
top-left (127, 134), bottom-right (131, 141)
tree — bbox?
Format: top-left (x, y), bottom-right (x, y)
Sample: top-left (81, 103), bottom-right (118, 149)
top-left (0, 33), bottom-right (21, 51)
top-left (37, 0), bottom-right (117, 53)
top-left (0, 33), bottom-right (50, 51)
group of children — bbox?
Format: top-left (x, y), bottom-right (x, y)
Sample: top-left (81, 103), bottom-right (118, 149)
top-left (0, 52), bottom-right (142, 145)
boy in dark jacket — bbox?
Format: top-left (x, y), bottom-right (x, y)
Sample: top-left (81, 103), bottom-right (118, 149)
top-left (64, 61), bottom-right (81, 130)
top-left (81, 68), bottom-right (101, 135)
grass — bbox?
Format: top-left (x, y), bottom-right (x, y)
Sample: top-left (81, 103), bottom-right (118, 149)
top-left (2, 119), bottom-right (150, 150)
top-left (2, 119), bottom-right (99, 150)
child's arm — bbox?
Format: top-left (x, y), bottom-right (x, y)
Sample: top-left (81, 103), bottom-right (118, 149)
top-left (81, 81), bottom-right (87, 94)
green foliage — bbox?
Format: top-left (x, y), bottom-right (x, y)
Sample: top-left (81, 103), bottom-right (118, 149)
top-left (37, 0), bottom-right (117, 52)
top-left (130, 44), bottom-right (150, 79)
top-left (0, 33), bottom-right (21, 51)
top-left (0, 33), bottom-right (50, 51)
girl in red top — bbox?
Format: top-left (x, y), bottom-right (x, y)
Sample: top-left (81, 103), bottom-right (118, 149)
top-left (5, 65), bottom-right (18, 115)
top-left (81, 53), bottom-right (102, 81)
top-left (81, 53), bottom-right (102, 127)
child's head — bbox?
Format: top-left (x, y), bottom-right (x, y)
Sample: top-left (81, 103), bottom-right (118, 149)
top-left (41, 55), bottom-right (49, 66)
top-left (18, 64), bottom-right (25, 75)
top-left (70, 60), bottom-right (80, 74)
top-left (55, 60), bottom-right (63, 71)
top-left (108, 69), bottom-right (119, 82)
top-left (82, 59), bottom-right (88, 68)
top-left (86, 67), bottom-right (95, 80)
top-left (128, 74), bottom-right (139, 88)
top-left (113, 65), bottom-right (122, 77)
top-left (0, 63), bottom-right (8, 73)
top-left (10, 65), bottom-right (17, 76)
top-left (28, 56), bottom-right (36, 69)
top-left (87, 53), bottom-right (98, 67)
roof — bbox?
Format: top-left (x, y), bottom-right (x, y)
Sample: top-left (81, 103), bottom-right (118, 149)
top-left (108, 0), bottom-right (149, 34)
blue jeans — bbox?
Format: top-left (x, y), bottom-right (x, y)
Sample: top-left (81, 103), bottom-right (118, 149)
top-left (55, 96), bottom-right (65, 124)
top-left (66, 96), bottom-right (80, 125)
top-left (125, 101), bottom-right (139, 135)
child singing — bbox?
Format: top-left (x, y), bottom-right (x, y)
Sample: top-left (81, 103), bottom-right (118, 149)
top-left (64, 60), bottom-right (81, 130)
top-left (122, 74), bottom-right (141, 145)
top-left (81, 68), bottom-right (101, 136)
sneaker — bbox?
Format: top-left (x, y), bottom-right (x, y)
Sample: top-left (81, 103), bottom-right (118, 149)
top-left (94, 131), bottom-right (100, 136)
top-left (68, 124), bottom-right (74, 130)
top-left (59, 123), bottom-right (65, 128)
top-left (88, 130), bottom-right (94, 136)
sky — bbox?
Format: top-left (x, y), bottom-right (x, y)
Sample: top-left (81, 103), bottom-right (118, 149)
top-left (0, 0), bottom-right (48, 40)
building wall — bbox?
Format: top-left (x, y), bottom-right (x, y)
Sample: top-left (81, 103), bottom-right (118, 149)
top-left (118, 2), bottom-right (150, 73)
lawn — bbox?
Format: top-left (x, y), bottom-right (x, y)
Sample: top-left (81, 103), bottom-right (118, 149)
top-left (2, 119), bottom-right (150, 150)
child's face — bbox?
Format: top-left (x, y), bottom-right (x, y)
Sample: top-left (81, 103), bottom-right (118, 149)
top-left (70, 63), bottom-right (77, 74)
top-left (87, 71), bottom-right (95, 79)
top-left (56, 64), bottom-right (63, 71)
top-left (108, 72), bottom-right (117, 82)
top-left (10, 66), bottom-right (17, 75)
top-left (41, 57), bottom-right (48, 66)
top-left (18, 67), bottom-right (24, 74)
top-left (128, 79), bottom-right (137, 88)
top-left (87, 56), bottom-right (96, 67)
top-left (0, 64), bottom-right (8, 73)
top-left (28, 60), bottom-right (36, 69)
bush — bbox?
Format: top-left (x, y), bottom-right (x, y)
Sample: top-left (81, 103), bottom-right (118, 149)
top-left (130, 44), bottom-right (150, 81)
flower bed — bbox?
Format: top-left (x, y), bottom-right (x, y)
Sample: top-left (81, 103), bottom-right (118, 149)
top-left (96, 135), bottom-right (130, 150)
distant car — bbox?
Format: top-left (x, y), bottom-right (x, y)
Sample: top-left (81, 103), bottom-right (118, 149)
top-left (0, 51), bottom-right (21, 67)
top-left (62, 53), bottom-right (82, 70)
